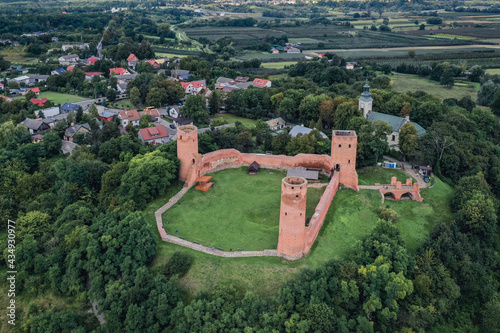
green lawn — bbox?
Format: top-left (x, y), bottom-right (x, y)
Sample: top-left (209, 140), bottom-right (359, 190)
top-left (164, 168), bottom-right (324, 251)
top-left (261, 61), bottom-right (297, 69)
top-left (143, 165), bottom-right (453, 300)
top-left (212, 113), bottom-right (258, 128)
top-left (357, 166), bottom-right (415, 185)
top-left (38, 92), bottom-right (87, 104)
top-left (390, 74), bottom-right (479, 101)
top-left (486, 68), bottom-right (500, 75)
top-left (111, 98), bottom-right (135, 110)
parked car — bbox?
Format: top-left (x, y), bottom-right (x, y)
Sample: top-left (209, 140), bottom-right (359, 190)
top-left (424, 176), bottom-right (430, 183)
top-left (169, 124), bottom-right (176, 129)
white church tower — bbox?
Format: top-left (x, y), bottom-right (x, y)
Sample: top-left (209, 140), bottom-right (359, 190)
top-left (358, 81), bottom-right (373, 118)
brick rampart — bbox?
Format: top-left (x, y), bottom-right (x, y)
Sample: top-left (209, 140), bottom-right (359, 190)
top-left (380, 177), bottom-right (423, 202)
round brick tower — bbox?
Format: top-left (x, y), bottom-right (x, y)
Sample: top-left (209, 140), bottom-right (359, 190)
top-left (177, 125), bottom-right (198, 181)
top-left (277, 176), bottom-right (308, 256)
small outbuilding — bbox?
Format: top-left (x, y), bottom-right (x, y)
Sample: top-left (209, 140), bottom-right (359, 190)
top-left (419, 165), bottom-right (432, 176)
top-left (248, 161), bottom-right (260, 175)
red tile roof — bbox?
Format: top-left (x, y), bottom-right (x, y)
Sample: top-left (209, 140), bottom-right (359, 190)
top-left (86, 56), bottom-right (99, 65)
top-left (127, 54), bottom-right (139, 62)
top-left (253, 78), bottom-right (270, 87)
top-left (85, 72), bottom-right (103, 76)
top-left (140, 109), bottom-right (160, 118)
top-left (30, 98), bottom-right (48, 106)
top-left (139, 125), bottom-right (169, 141)
top-left (147, 59), bottom-right (158, 66)
top-left (28, 87), bottom-right (40, 93)
top-left (67, 66), bottom-right (75, 71)
top-left (119, 109), bottom-right (140, 121)
top-left (110, 68), bottom-right (127, 75)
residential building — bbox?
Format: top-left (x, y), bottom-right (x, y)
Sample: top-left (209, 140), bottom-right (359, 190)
top-left (147, 59), bottom-right (160, 69)
top-left (22, 118), bottom-right (52, 134)
top-left (64, 123), bottom-right (91, 142)
top-left (37, 106), bottom-right (60, 118)
top-left (51, 68), bottom-right (67, 75)
top-left (138, 125), bottom-right (170, 145)
top-left (62, 44), bottom-right (88, 52)
top-left (266, 117), bottom-right (286, 131)
top-left (59, 54), bottom-right (80, 66)
top-left (287, 47), bottom-right (300, 53)
top-left (252, 78), bottom-right (272, 88)
top-left (27, 87), bottom-right (40, 95)
top-left (29, 75), bottom-right (49, 85)
top-left (110, 68), bottom-right (130, 76)
top-left (85, 56), bottom-right (100, 66)
top-left (99, 111), bottom-right (115, 121)
top-left (168, 105), bottom-right (180, 118)
top-left (30, 98), bottom-right (48, 107)
top-left (289, 125), bottom-right (328, 139)
top-left (5, 65), bottom-right (28, 74)
top-left (173, 116), bottom-right (193, 127)
top-left (181, 81), bottom-right (206, 95)
top-left (61, 103), bottom-right (80, 114)
top-left (346, 62), bottom-right (357, 70)
top-left (139, 109), bottom-right (160, 122)
top-left (32, 134), bottom-right (44, 143)
top-left (127, 53), bottom-right (139, 62)
top-left (115, 74), bottom-right (137, 85)
top-left (85, 72), bottom-right (103, 81)
top-left (118, 109), bottom-right (141, 127)
top-left (11, 76), bottom-right (30, 85)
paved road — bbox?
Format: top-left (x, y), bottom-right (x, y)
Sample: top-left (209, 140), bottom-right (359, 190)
top-left (382, 155), bottom-right (429, 188)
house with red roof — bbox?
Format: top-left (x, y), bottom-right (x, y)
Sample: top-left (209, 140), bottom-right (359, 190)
top-left (27, 87), bottom-right (40, 95)
top-left (109, 68), bottom-right (130, 76)
top-left (181, 80), bottom-right (206, 95)
top-left (127, 54), bottom-right (139, 62)
top-left (138, 125), bottom-right (170, 145)
top-left (147, 59), bottom-right (160, 69)
top-left (30, 98), bottom-right (48, 107)
top-left (118, 109), bottom-right (140, 127)
top-left (2, 96), bottom-right (13, 102)
top-left (139, 109), bottom-right (160, 121)
top-left (252, 78), bottom-right (272, 88)
top-left (85, 72), bottom-right (103, 81)
top-left (86, 56), bottom-right (100, 66)
top-left (67, 66), bottom-right (75, 72)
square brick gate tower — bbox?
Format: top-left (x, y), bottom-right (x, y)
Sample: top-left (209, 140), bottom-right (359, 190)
top-left (331, 130), bottom-right (359, 191)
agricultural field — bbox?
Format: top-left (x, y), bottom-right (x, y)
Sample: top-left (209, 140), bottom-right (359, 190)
top-left (163, 168), bottom-right (325, 251)
top-left (390, 74), bottom-right (479, 101)
top-left (212, 113), bottom-right (258, 128)
top-left (145, 170), bottom-right (453, 299)
top-left (486, 68), bottom-right (500, 75)
top-left (261, 61), bottom-right (297, 69)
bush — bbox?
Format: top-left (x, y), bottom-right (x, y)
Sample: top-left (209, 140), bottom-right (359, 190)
top-left (163, 252), bottom-right (192, 278)
top-left (377, 206), bottom-right (398, 223)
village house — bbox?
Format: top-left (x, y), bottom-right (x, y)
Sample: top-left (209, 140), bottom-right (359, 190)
top-left (346, 62), bottom-right (357, 70)
top-left (173, 116), bottom-right (193, 128)
top-left (64, 123), bottom-right (91, 142)
top-left (252, 78), bottom-right (272, 88)
top-left (287, 47), bottom-right (301, 54)
top-left (109, 68), bottom-right (130, 76)
top-left (99, 111), bottom-right (115, 122)
top-left (61, 103), bottom-right (80, 114)
top-left (29, 75), bottom-right (49, 85)
top-left (114, 74), bottom-right (137, 85)
top-left (181, 81), bottom-right (206, 95)
top-left (139, 108), bottom-right (160, 122)
top-left (289, 125), bottom-right (328, 139)
top-left (85, 72), bottom-right (103, 81)
top-left (138, 125), bottom-right (170, 145)
top-left (22, 118), bottom-right (52, 134)
top-left (118, 109), bottom-right (141, 127)
top-left (5, 65), bottom-right (28, 74)
top-left (85, 56), bottom-right (100, 66)
top-left (51, 68), bottom-right (67, 76)
top-left (26, 87), bottom-right (40, 95)
top-left (32, 134), bottom-right (44, 143)
top-left (168, 105), bottom-right (180, 118)
top-left (59, 54), bottom-right (80, 66)
top-left (266, 117), bottom-right (287, 131)
top-left (62, 44), bottom-right (89, 52)
top-left (30, 98), bottom-right (49, 107)
top-left (11, 76), bottom-right (31, 86)
top-left (37, 106), bottom-right (60, 118)
top-left (147, 59), bottom-right (160, 69)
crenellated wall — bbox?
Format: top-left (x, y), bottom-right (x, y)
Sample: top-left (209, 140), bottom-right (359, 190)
top-left (379, 177), bottom-right (423, 202)
top-left (176, 126), bottom-right (360, 259)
